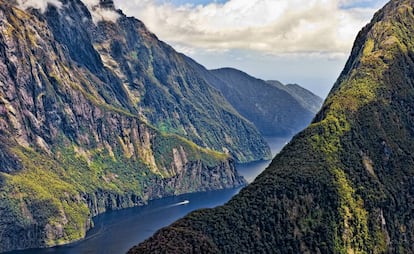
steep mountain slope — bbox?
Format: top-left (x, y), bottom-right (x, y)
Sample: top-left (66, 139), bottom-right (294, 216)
top-left (130, 0), bottom-right (414, 253)
top-left (41, 1), bottom-right (270, 163)
top-left (0, 0), bottom-right (256, 252)
top-left (267, 80), bottom-right (323, 114)
top-left (186, 62), bottom-right (320, 136)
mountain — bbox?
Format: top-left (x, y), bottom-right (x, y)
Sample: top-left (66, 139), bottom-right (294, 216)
top-left (129, 0), bottom-right (414, 253)
top-left (0, 0), bottom-right (274, 251)
top-left (185, 62), bottom-right (322, 136)
top-left (267, 80), bottom-right (323, 114)
top-left (43, 1), bottom-right (270, 164)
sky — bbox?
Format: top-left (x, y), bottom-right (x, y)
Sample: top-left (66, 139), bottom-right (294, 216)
top-left (113, 0), bottom-right (389, 98)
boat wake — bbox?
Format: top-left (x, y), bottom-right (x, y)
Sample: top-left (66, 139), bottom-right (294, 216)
top-left (165, 200), bottom-right (190, 208)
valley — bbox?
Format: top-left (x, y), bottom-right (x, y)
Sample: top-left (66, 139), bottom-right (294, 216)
top-left (7, 138), bottom-right (288, 254)
top-left (3, 0), bottom-right (410, 253)
top-left (130, 1), bottom-right (414, 253)
top-left (0, 0), bottom-right (318, 252)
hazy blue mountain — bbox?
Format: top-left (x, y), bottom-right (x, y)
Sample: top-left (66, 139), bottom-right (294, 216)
top-left (184, 56), bottom-right (322, 136)
top-left (197, 64), bottom-right (321, 136)
top-left (267, 80), bottom-right (323, 114)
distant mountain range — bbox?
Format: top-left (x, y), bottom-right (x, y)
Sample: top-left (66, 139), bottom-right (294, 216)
top-left (130, 0), bottom-right (414, 253)
top-left (267, 80), bottom-right (323, 114)
top-left (0, 0), bottom-right (321, 252)
top-left (185, 58), bottom-right (323, 136)
top-left (209, 68), bottom-right (322, 136)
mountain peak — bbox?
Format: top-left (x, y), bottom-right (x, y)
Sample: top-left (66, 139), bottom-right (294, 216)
top-left (99, 0), bottom-right (115, 9)
top-left (330, 0), bottom-right (413, 94)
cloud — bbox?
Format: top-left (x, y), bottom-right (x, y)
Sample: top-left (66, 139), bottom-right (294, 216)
top-left (81, 0), bottom-right (120, 23)
top-left (16, 0), bottom-right (119, 23)
top-left (113, 0), bottom-right (387, 57)
top-left (17, 0), bottom-right (62, 12)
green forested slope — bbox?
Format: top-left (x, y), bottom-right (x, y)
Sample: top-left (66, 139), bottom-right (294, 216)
top-left (130, 0), bottom-right (414, 253)
top-left (40, 0), bottom-right (270, 163)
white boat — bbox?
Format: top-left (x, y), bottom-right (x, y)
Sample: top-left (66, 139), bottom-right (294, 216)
top-left (179, 200), bottom-right (190, 205)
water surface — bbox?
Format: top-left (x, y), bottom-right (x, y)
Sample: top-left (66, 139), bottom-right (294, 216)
top-left (9, 188), bottom-right (241, 254)
top-left (237, 136), bottom-right (291, 183)
top-left (9, 136), bottom-right (290, 254)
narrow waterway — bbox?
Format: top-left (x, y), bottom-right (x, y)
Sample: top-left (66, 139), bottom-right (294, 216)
top-left (9, 136), bottom-right (291, 254)
top-left (237, 136), bottom-right (291, 183)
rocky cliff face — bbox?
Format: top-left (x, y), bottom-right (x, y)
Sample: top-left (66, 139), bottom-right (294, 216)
top-left (0, 0), bottom-right (249, 252)
top-left (130, 0), bottom-right (414, 253)
top-left (40, 0), bottom-right (270, 163)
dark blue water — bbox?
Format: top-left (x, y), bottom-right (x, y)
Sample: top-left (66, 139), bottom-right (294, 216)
top-left (9, 189), bottom-right (242, 254)
top-left (9, 136), bottom-right (290, 254)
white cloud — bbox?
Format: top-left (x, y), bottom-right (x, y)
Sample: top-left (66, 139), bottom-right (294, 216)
top-left (81, 0), bottom-right (120, 23)
top-left (113, 0), bottom-right (385, 57)
top-left (17, 0), bottom-right (62, 12)
top-left (17, 0), bottom-right (119, 23)
top-left (90, 7), bottom-right (119, 23)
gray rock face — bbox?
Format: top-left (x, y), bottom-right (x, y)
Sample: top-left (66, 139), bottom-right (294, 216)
top-left (40, 0), bottom-right (271, 163)
top-left (0, 0), bottom-right (247, 252)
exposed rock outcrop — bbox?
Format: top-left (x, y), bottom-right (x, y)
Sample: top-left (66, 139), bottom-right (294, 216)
top-left (0, 0), bottom-right (247, 252)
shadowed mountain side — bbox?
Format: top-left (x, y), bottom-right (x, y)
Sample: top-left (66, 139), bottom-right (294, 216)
top-left (267, 80), bottom-right (323, 114)
top-left (184, 56), bottom-right (321, 136)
